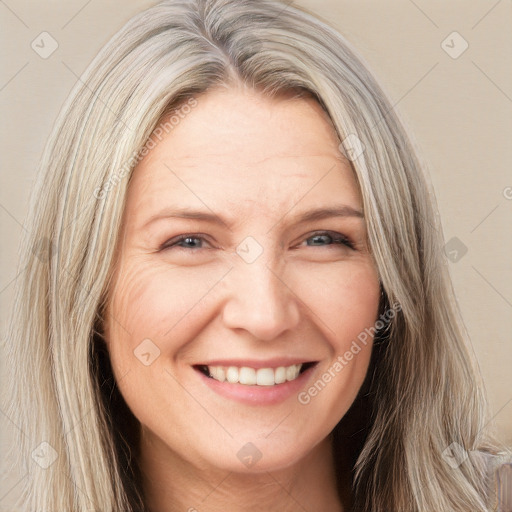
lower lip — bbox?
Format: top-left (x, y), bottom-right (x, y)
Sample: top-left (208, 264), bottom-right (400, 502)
top-left (194, 365), bottom-right (317, 405)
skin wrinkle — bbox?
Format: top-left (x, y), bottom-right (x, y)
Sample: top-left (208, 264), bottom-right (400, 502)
top-left (104, 86), bottom-right (380, 512)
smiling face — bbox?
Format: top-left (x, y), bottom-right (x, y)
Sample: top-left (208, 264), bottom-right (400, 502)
top-left (104, 86), bottom-right (381, 475)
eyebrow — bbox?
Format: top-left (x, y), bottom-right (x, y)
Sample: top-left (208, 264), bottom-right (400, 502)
top-left (142, 205), bottom-right (363, 230)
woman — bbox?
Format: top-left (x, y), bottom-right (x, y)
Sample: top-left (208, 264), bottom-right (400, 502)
top-left (5, 0), bottom-right (505, 510)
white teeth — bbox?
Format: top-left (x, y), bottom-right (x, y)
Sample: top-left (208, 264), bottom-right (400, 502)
top-left (226, 366), bottom-right (239, 383)
top-left (209, 366), bottom-right (226, 382)
top-left (274, 366), bottom-right (287, 384)
top-left (217, 366), bottom-right (226, 382)
top-left (286, 365), bottom-right (297, 381)
top-left (239, 367), bottom-right (256, 385)
top-left (205, 363), bottom-right (303, 386)
top-left (256, 368), bottom-right (274, 386)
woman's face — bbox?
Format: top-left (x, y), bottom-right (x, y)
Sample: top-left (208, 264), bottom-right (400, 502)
top-left (105, 87), bottom-right (380, 474)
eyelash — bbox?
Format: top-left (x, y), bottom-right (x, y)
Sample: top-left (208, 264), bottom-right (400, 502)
top-left (160, 231), bottom-right (355, 251)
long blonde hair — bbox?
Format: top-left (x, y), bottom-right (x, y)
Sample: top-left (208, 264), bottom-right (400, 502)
top-left (6, 0), bottom-right (500, 510)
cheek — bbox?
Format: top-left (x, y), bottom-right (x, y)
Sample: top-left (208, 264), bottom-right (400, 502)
top-left (295, 259), bottom-right (381, 347)
top-left (105, 259), bottom-right (227, 370)
top-left (103, 260), bottom-right (211, 426)
top-left (293, 261), bottom-right (380, 413)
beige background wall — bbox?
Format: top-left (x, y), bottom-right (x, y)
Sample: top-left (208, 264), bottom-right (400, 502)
top-left (1, 0), bottom-right (511, 508)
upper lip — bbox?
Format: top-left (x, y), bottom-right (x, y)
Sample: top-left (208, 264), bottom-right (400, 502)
top-left (193, 358), bottom-right (318, 369)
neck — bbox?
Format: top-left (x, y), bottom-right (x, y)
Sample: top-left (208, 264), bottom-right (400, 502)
top-left (140, 431), bottom-right (346, 512)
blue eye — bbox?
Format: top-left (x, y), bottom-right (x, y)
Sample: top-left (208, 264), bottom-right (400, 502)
top-left (176, 236), bottom-right (203, 248)
top-left (305, 231), bottom-right (354, 249)
top-left (161, 234), bottom-right (208, 251)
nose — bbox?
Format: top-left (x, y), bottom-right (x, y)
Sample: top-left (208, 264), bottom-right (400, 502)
top-left (220, 260), bottom-right (301, 342)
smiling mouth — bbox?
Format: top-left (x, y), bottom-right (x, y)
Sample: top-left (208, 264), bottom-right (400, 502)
top-left (194, 362), bottom-right (317, 386)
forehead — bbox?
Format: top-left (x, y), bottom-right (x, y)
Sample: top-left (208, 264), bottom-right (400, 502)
top-left (125, 87), bottom-right (361, 223)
